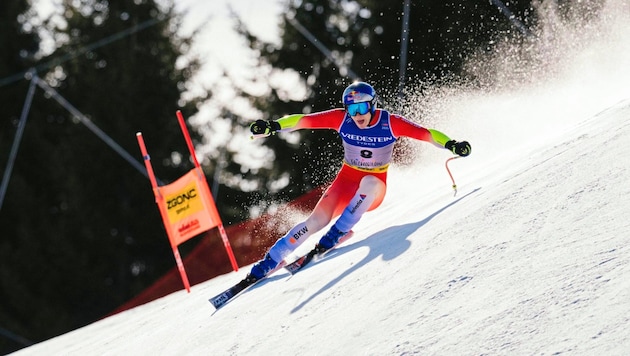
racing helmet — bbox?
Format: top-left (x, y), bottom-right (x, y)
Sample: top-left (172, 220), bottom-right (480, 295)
top-left (342, 82), bottom-right (378, 115)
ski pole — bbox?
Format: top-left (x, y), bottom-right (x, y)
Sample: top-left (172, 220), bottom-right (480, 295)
top-left (445, 156), bottom-right (461, 196)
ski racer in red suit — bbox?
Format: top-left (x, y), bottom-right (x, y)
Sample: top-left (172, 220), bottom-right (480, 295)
top-left (246, 81), bottom-right (471, 281)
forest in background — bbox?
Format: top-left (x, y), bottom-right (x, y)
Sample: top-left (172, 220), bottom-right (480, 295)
top-left (1, 0), bottom-right (566, 353)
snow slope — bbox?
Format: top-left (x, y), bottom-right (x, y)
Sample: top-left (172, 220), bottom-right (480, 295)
top-left (14, 2), bottom-right (630, 355)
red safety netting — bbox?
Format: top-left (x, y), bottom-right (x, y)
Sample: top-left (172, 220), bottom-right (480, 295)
top-left (109, 185), bottom-right (326, 315)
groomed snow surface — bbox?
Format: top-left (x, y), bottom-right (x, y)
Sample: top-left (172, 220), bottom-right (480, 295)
top-left (14, 2), bottom-right (630, 354)
top-left (17, 95), bottom-right (630, 356)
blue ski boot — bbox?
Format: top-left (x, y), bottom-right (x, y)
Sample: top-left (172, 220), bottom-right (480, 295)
top-left (247, 253), bottom-right (280, 282)
top-left (315, 225), bottom-right (347, 254)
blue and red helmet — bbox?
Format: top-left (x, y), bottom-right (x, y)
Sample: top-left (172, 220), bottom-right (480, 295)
top-left (342, 82), bottom-right (378, 115)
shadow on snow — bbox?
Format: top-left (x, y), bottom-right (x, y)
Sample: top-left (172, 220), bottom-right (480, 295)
top-left (289, 187), bottom-right (481, 313)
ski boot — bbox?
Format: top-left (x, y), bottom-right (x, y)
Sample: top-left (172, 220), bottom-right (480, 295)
top-left (314, 225), bottom-right (347, 255)
top-left (247, 253), bottom-right (281, 282)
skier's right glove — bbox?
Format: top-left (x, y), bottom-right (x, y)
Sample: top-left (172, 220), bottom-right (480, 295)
top-left (250, 120), bottom-right (281, 136)
top-left (445, 140), bottom-right (471, 157)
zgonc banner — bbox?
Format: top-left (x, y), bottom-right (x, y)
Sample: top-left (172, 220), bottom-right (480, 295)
top-left (163, 169), bottom-right (217, 246)
top-left (136, 111), bottom-right (238, 292)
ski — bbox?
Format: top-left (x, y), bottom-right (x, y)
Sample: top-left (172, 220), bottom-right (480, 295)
top-left (285, 230), bottom-right (355, 275)
top-left (210, 230), bottom-right (355, 309)
top-left (209, 262), bottom-right (286, 310)
top-left (209, 278), bottom-right (256, 309)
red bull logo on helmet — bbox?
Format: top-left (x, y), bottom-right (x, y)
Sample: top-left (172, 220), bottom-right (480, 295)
top-left (345, 90), bottom-right (373, 104)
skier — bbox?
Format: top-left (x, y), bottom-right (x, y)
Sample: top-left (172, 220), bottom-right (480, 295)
top-left (247, 81), bottom-right (471, 282)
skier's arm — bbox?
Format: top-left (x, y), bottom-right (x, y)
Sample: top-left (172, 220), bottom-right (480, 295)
top-left (278, 109), bottom-right (346, 131)
top-left (390, 114), bottom-right (471, 156)
top-left (389, 114), bottom-right (450, 147)
top-left (250, 109), bottom-right (346, 135)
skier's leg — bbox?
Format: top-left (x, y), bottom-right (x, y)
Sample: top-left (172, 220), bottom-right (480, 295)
top-left (317, 174), bottom-right (386, 250)
top-left (265, 172), bottom-right (358, 262)
top-left (249, 169), bottom-right (358, 279)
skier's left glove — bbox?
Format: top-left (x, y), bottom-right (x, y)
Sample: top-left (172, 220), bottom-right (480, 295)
top-left (445, 140), bottom-right (471, 157)
top-left (250, 119), bottom-right (281, 135)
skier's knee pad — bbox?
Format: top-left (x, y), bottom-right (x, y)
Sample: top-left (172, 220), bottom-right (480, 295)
top-left (360, 175), bottom-right (386, 211)
top-left (335, 179), bottom-right (382, 232)
top-left (359, 175), bottom-right (383, 192)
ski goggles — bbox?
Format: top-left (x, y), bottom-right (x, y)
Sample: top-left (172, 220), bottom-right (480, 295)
top-left (346, 102), bottom-right (371, 116)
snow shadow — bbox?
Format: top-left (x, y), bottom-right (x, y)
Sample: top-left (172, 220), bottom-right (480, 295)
top-left (290, 187), bottom-right (481, 313)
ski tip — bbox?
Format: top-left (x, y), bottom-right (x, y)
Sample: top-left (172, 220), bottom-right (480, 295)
top-left (208, 278), bottom-right (254, 310)
top-left (209, 293), bottom-right (230, 310)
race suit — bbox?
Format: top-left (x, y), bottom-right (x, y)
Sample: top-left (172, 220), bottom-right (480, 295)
top-left (266, 108), bottom-right (451, 262)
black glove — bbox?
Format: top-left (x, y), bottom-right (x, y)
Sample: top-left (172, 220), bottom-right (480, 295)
top-left (445, 140), bottom-right (471, 157)
top-left (250, 119), bottom-right (281, 135)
